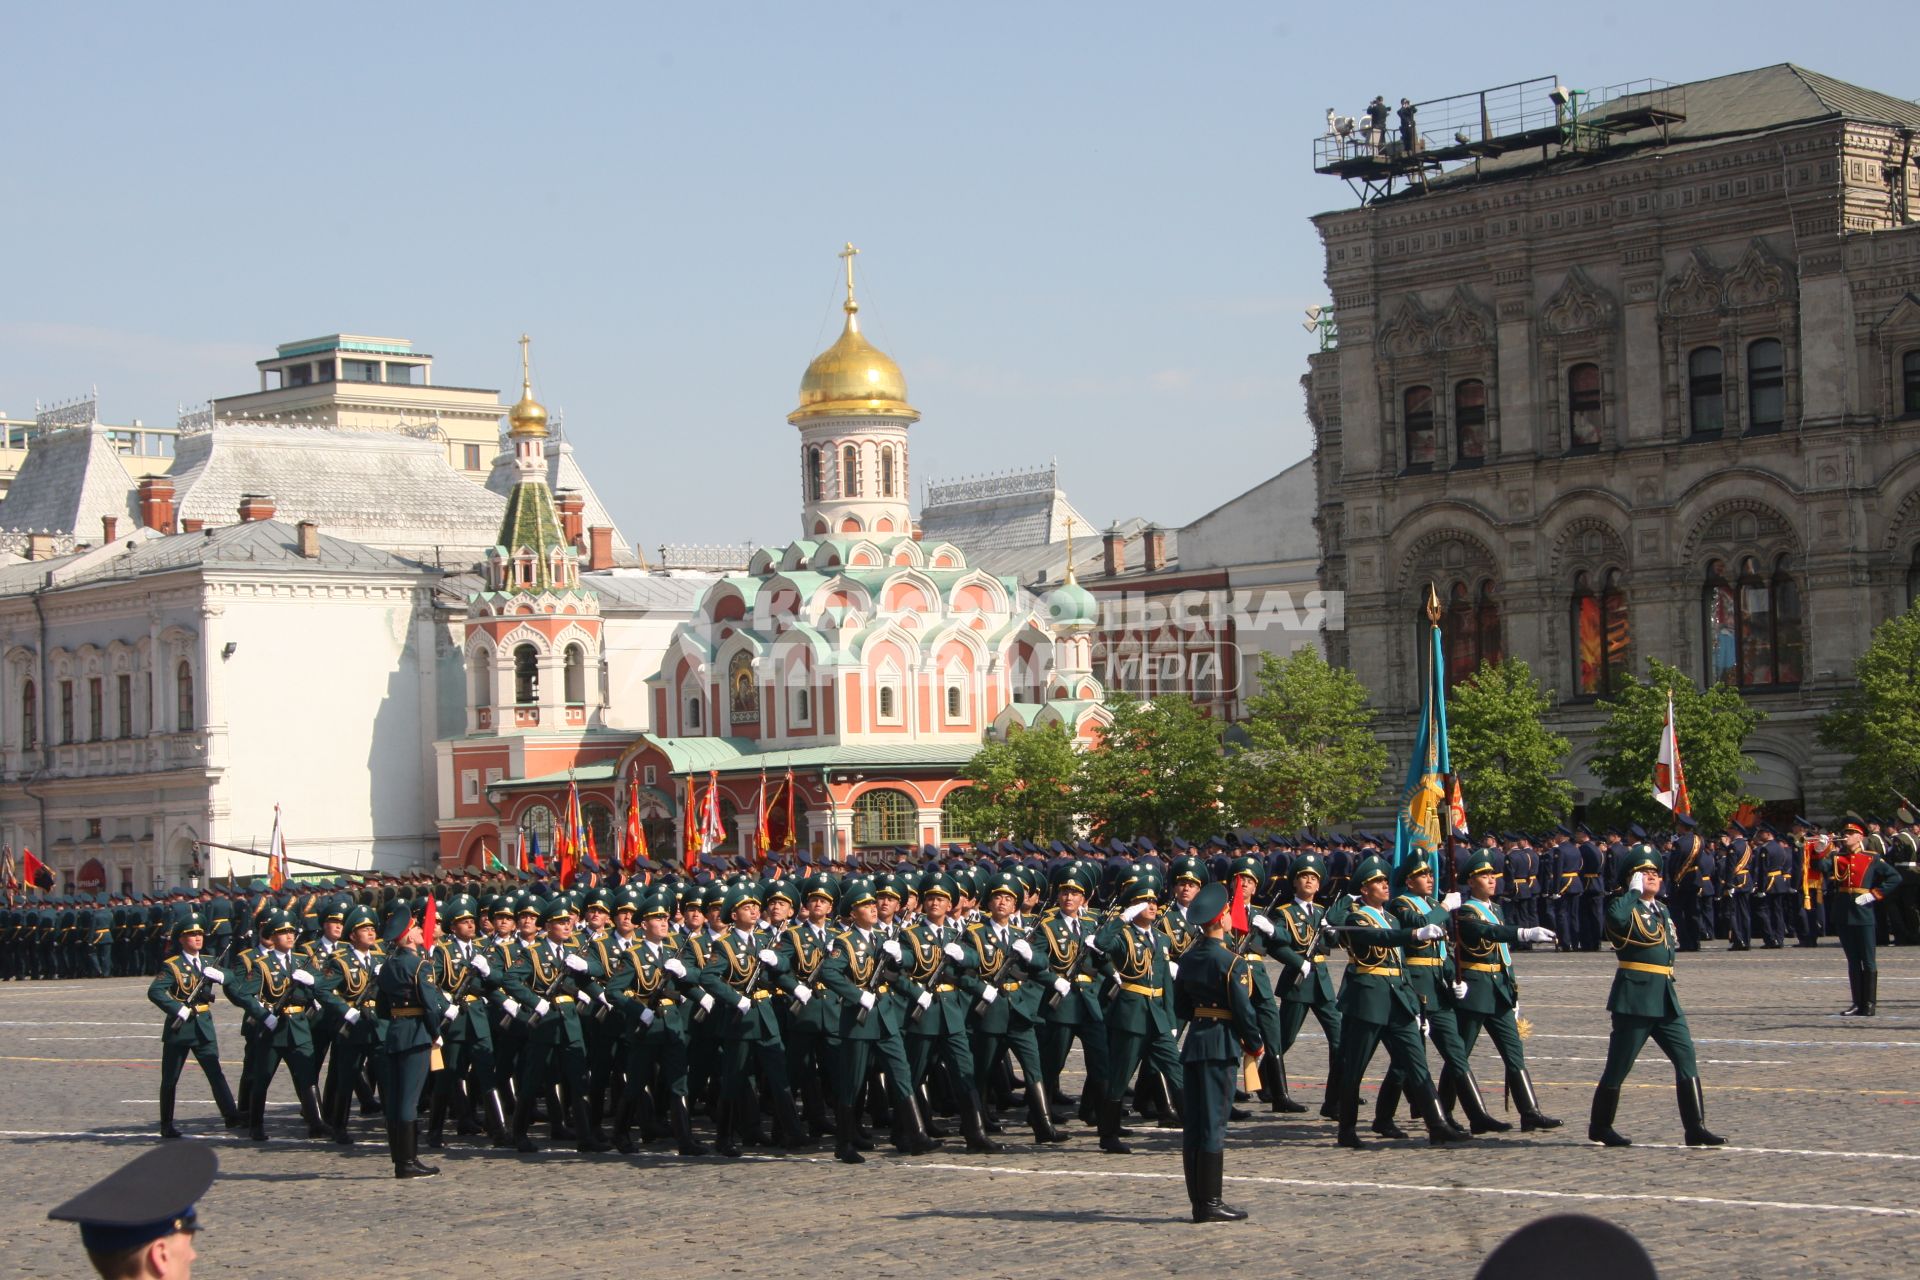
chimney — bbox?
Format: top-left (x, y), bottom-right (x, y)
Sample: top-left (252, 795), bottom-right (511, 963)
top-left (556, 489), bottom-right (586, 549)
top-left (137, 476), bottom-right (175, 534)
top-left (1141, 525), bottom-right (1166, 573)
top-left (101, 515), bottom-right (118, 544)
top-left (587, 525), bottom-right (613, 572)
top-left (238, 493), bottom-right (276, 523)
top-left (25, 532), bottom-right (54, 561)
top-left (296, 520), bottom-right (320, 559)
top-left (1102, 524), bottom-right (1126, 577)
top-left (181, 519), bottom-right (204, 533)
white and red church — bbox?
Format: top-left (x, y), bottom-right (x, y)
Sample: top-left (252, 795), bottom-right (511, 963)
top-left (436, 253), bottom-right (1109, 867)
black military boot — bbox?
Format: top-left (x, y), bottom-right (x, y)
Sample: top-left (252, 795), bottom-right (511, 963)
top-left (1676, 1076), bottom-right (1724, 1147)
top-left (549, 1086), bottom-right (575, 1139)
top-left (959, 1087), bottom-right (1004, 1154)
top-left (669, 1095), bottom-right (708, 1157)
top-left (1319, 1065), bottom-right (1342, 1120)
top-left (1263, 1054), bottom-right (1307, 1113)
top-left (1370, 1076), bottom-right (1407, 1139)
top-left (400, 1122), bottom-right (439, 1178)
top-left (916, 1085), bottom-right (949, 1138)
top-left (246, 1088), bottom-right (269, 1141)
top-left (388, 1119), bottom-right (410, 1177)
top-left (159, 1086), bottom-right (182, 1140)
top-left (1409, 1079), bottom-right (1472, 1145)
top-left (483, 1089), bottom-right (511, 1149)
top-left (1198, 1152), bottom-right (1248, 1222)
top-left (1097, 1099), bottom-right (1133, 1154)
top-left (425, 1088), bottom-right (449, 1150)
top-left (899, 1093), bottom-right (946, 1156)
top-left (1183, 1148), bottom-right (1206, 1221)
top-left (210, 1069), bottom-right (240, 1130)
top-left (574, 1095), bottom-right (611, 1152)
top-left (833, 1102), bottom-right (865, 1165)
top-left (1509, 1069), bottom-right (1561, 1131)
top-left (1335, 1081), bottom-right (1365, 1149)
top-left (1587, 1085), bottom-right (1630, 1146)
top-left (1027, 1088), bottom-right (1070, 1144)
top-left (1841, 963), bottom-right (1865, 1015)
top-left (297, 1083), bottom-right (331, 1142)
top-left (509, 1090), bottom-right (539, 1153)
top-left (713, 1100), bottom-right (743, 1159)
top-left (1861, 972), bottom-right (1878, 1017)
top-left (1451, 1065), bottom-right (1511, 1134)
top-left (1158, 1083), bottom-right (1185, 1132)
top-left (610, 1092), bottom-right (641, 1154)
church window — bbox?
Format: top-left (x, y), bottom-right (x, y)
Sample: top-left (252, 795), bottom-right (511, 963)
top-left (87, 677), bottom-right (102, 742)
top-left (117, 672), bottom-right (132, 738)
top-left (1746, 339), bottom-right (1784, 433)
top-left (1453, 379), bottom-right (1486, 465)
top-left (174, 661), bottom-right (195, 731)
top-left (807, 446), bottom-right (824, 501)
top-left (515, 550), bottom-right (535, 589)
top-left (946, 684), bottom-right (963, 721)
top-left (513, 644), bottom-right (538, 705)
top-left (564, 644), bottom-right (586, 705)
top-left (878, 685), bottom-right (897, 722)
top-left (518, 803), bottom-right (555, 865)
top-left (1703, 556), bottom-right (1802, 689)
top-left (1434, 579), bottom-right (1500, 690)
top-left (1572, 570), bottom-right (1630, 698)
top-left (1567, 363), bottom-right (1602, 451)
top-left (790, 685), bottom-right (812, 727)
top-left (843, 444), bottom-right (862, 498)
top-left (686, 696), bottom-right (702, 730)
top-left (470, 650), bottom-right (490, 708)
top-left (1688, 347), bottom-right (1724, 436)
top-left (852, 788), bottom-right (915, 847)
top-left (1477, 581), bottom-right (1503, 669)
top-left (1403, 385), bottom-right (1435, 471)
top-left (880, 445), bottom-right (896, 498)
top-left (21, 679), bottom-right (35, 749)
top-left (1903, 351), bottom-right (1920, 416)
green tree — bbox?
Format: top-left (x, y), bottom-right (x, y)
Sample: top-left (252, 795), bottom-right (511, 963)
top-left (1226, 648), bottom-right (1386, 833)
top-left (1074, 691), bottom-right (1225, 842)
top-left (1818, 601), bottom-right (1920, 816)
top-left (1445, 657), bottom-right (1575, 834)
top-left (948, 721), bottom-right (1079, 842)
top-left (1588, 657), bottom-right (1763, 832)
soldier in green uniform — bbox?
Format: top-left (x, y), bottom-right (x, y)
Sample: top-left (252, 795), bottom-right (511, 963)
top-left (423, 893), bottom-right (510, 1148)
top-left (1588, 846), bottom-right (1725, 1147)
top-left (697, 882), bottom-right (808, 1156)
top-left (1824, 820), bottom-right (1902, 1016)
top-left (1328, 855), bottom-right (1469, 1148)
top-left (1451, 847), bottom-right (1561, 1131)
top-left (900, 872), bottom-right (1000, 1153)
top-left (228, 910), bottom-right (328, 1141)
top-left (1174, 881), bottom-right (1263, 1223)
top-left (482, 895), bottom-right (527, 1119)
top-left (1095, 867), bottom-right (1184, 1153)
top-left (962, 871), bottom-right (1068, 1145)
top-left (1034, 865), bottom-right (1109, 1129)
top-left (502, 896), bottom-right (608, 1153)
top-left (376, 905), bottom-right (450, 1179)
top-left (606, 890), bottom-right (707, 1155)
top-left (147, 913), bottom-right (240, 1138)
top-left (315, 905), bottom-right (389, 1145)
top-left (774, 873), bottom-right (842, 1141)
top-left (1264, 852), bottom-right (1341, 1118)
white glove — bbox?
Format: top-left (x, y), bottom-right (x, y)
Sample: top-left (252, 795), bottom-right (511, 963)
top-left (1168, 961), bottom-right (1179, 980)
top-left (1053, 977), bottom-right (1071, 996)
top-left (1629, 872), bottom-right (1646, 893)
top-left (916, 991), bottom-right (934, 1011)
top-left (1440, 893), bottom-right (1461, 912)
top-left (858, 991), bottom-right (876, 1011)
top-left (735, 996), bottom-right (751, 1013)
top-left (1520, 927), bottom-right (1556, 944)
top-left (174, 1004), bottom-right (191, 1022)
top-left (979, 985), bottom-right (998, 1005)
top-left (263, 1014), bottom-right (279, 1031)
top-left (1121, 902), bottom-right (1149, 923)
top-left (792, 984), bottom-right (812, 1006)
top-left (698, 993), bottom-right (715, 1013)
top-left (291, 969), bottom-right (314, 987)
top-left (663, 957), bottom-right (687, 978)
top-left (598, 992), bottom-right (613, 1008)
top-left (1413, 924), bottom-right (1446, 942)
top-left (1251, 914), bottom-right (1275, 936)
top-left (758, 948), bottom-right (779, 965)
top-left (373, 963), bottom-right (382, 975)
top-left (882, 940), bottom-right (902, 963)
top-left (1011, 939), bottom-right (1033, 961)
top-left (639, 1007), bottom-right (655, 1027)
top-left (1857, 891), bottom-right (1877, 907)
top-left (501, 998), bottom-right (520, 1019)
top-left (443, 1005), bottom-right (460, 1024)
top-left (943, 942), bottom-right (965, 961)
top-left (563, 954), bottom-right (589, 973)
top-left (1451, 981), bottom-right (1469, 1000)
top-left (201, 965), bottom-right (225, 984)
top-left (534, 998), bottom-right (551, 1018)
top-left (469, 956), bottom-right (490, 977)
top-left (343, 1007), bottom-right (362, 1026)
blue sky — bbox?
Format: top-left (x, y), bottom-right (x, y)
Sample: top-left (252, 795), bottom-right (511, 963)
top-left (3, 4), bottom-right (1913, 546)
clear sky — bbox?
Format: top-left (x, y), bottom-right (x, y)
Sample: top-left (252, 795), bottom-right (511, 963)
top-left (3, 4), bottom-right (1912, 548)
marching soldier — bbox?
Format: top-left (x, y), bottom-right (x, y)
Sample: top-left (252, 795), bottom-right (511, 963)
top-left (775, 874), bottom-right (842, 1141)
top-left (1173, 880), bottom-right (1262, 1223)
top-left (424, 893), bottom-right (509, 1148)
top-left (1095, 867), bottom-right (1183, 1152)
top-left (1451, 847), bottom-right (1560, 1131)
top-left (1823, 820), bottom-right (1901, 1016)
top-left (147, 912), bottom-right (241, 1138)
top-left (502, 896), bottom-right (608, 1153)
top-left (1264, 851), bottom-right (1341, 1119)
top-left (962, 870), bottom-right (1068, 1146)
top-left (227, 910), bottom-right (328, 1141)
top-left (1587, 846), bottom-right (1724, 1147)
top-left (606, 890), bottom-right (707, 1155)
top-left (315, 905), bottom-right (388, 1144)
top-left (1034, 864), bottom-right (1109, 1129)
top-left (900, 872), bottom-right (1000, 1153)
top-left (376, 905), bottom-right (449, 1179)
top-left (698, 882), bottom-right (807, 1156)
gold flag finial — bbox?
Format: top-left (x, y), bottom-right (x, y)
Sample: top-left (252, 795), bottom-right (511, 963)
top-left (838, 242), bottom-right (861, 315)
top-left (1424, 582), bottom-right (1442, 624)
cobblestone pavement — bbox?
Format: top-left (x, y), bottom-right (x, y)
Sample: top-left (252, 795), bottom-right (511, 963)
top-left (3, 946), bottom-right (1916, 1278)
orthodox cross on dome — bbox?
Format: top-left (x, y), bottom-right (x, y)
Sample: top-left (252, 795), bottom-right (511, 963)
top-left (839, 242), bottom-right (860, 312)
top-left (519, 332), bottom-right (533, 393)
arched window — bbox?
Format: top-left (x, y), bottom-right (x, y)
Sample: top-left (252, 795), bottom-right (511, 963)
top-left (1904, 351), bottom-right (1920, 417)
top-left (806, 446), bottom-right (824, 501)
top-left (852, 788), bottom-right (915, 847)
top-left (1403, 385), bottom-right (1435, 471)
top-left (1442, 582), bottom-right (1477, 686)
top-left (517, 803), bottom-right (555, 867)
top-left (842, 444), bottom-right (862, 498)
top-left (583, 801), bottom-right (615, 860)
top-left (946, 684), bottom-right (963, 719)
top-left (879, 445), bottom-right (896, 498)
top-left (563, 644), bottom-right (585, 704)
top-left (686, 695), bottom-right (702, 730)
top-left (1747, 339), bottom-right (1784, 433)
top-left (1909, 544), bottom-right (1920, 607)
top-left (1475, 580), bottom-right (1503, 669)
top-left (1567, 363), bottom-right (1601, 451)
top-left (1454, 379), bottom-right (1486, 465)
top-left (1703, 556), bottom-right (1802, 688)
top-left (513, 644), bottom-right (538, 705)
top-left (878, 685), bottom-right (897, 720)
top-left (175, 660), bottom-right (194, 731)
top-left (470, 650), bottom-right (489, 708)
top-left (21, 679), bottom-right (35, 749)
top-left (1688, 347), bottom-right (1724, 436)
top-left (1573, 571), bottom-right (1630, 697)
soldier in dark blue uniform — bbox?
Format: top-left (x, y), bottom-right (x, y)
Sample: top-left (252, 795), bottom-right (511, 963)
top-left (1758, 824), bottom-right (1793, 948)
top-left (1173, 881), bottom-right (1263, 1223)
top-left (1667, 817), bottom-right (1708, 950)
top-left (1506, 835), bottom-right (1538, 935)
top-left (1722, 825), bottom-right (1755, 950)
top-left (1576, 826), bottom-right (1605, 951)
top-left (1547, 827), bottom-right (1579, 951)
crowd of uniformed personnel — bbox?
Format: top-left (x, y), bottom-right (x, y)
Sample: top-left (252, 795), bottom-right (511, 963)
top-left (10, 816), bottom-right (1912, 1219)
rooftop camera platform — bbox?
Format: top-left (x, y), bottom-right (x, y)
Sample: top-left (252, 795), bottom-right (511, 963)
top-left (1315, 76), bottom-right (1684, 205)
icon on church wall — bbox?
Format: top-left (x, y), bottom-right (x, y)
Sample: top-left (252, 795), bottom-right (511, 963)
top-left (729, 651), bottom-right (759, 724)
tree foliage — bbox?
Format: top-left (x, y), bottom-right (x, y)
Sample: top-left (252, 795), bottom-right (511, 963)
top-left (1445, 657), bottom-right (1575, 834)
top-left (1588, 657), bottom-right (1763, 832)
top-left (949, 721), bottom-right (1079, 842)
top-left (1818, 601), bottom-right (1920, 817)
top-left (1226, 648), bottom-right (1386, 833)
top-left (1073, 691), bottom-right (1225, 842)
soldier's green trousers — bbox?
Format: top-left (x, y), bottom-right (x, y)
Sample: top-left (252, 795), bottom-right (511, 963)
top-left (834, 1034), bottom-right (914, 1111)
top-left (1179, 1058), bottom-right (1234, 1154)
top-left (1455, 1007), bottom-right (1530, 1075)
top-left (383, 1044), bottom-right (432, 1124)
top-left (161, 1039), bottom-right (237, 1117)
top-left (1336, 1006), bottom-right (1431, 1094)
top-left (1103, 1025), bottom-right (1183, 1103)
top-left (1597, 1011), bottom-right (1698, 1087)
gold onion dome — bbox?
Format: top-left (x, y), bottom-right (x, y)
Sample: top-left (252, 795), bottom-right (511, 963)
top-left (790, 243), bottom-right (919, 424)
top-left (508, 333), bottom-right (548, 438)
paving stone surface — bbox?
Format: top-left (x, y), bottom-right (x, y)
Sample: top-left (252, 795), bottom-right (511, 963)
top-left (2, 945), bottom-right (1916, 1277)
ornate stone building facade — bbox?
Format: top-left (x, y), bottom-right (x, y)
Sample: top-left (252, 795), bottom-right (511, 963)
top-left (1308, 64), bottom-right (1920, 811)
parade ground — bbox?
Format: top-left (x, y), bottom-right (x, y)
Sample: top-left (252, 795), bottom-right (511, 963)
top-left (2, 947), bottom-right (1914, 1279)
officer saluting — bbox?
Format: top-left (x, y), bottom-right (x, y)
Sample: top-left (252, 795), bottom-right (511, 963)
top-left (1173, 881), bottom-right (1262, 1223)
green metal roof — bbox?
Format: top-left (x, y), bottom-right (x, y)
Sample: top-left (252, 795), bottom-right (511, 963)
top-left (642, 734), bottom-right (979, 776)
top-left (491, 762), bottom-right (620, 792)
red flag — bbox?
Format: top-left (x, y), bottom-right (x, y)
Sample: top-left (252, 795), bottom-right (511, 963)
top-left (585, 822), bottom-right (599, 876)
top-left (700, 771), bottom-right (726, 855)
top-left (421, 892), bottom-right (436, 950)
top-left (267, 805), bottom-right (288, 892)
top-left (21, 847), bottom-right (52, 892)
top-left (756, 771), bottom-right (771, 866)
top-left (1446, 775), bottom-right (1469, 838)
top-left (683, 774), bottom-right (699, 873)
top-left (1228, 876), bottom-right (1250, 935)
top-left (1653, 691), bottom-right (1691, 817)
top-left (620, 777), bottom-right (642, 873)
top-left (558, 779), bottom-right (582, 887)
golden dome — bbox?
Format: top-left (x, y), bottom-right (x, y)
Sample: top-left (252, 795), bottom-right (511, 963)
top-left (790, 244), bottom-right (919, 424)
top-left (508, 333), bottom-right (548, 438)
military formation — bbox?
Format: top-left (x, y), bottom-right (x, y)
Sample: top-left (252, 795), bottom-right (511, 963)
top-left (8, 814), bottom-right (1911, 1219)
